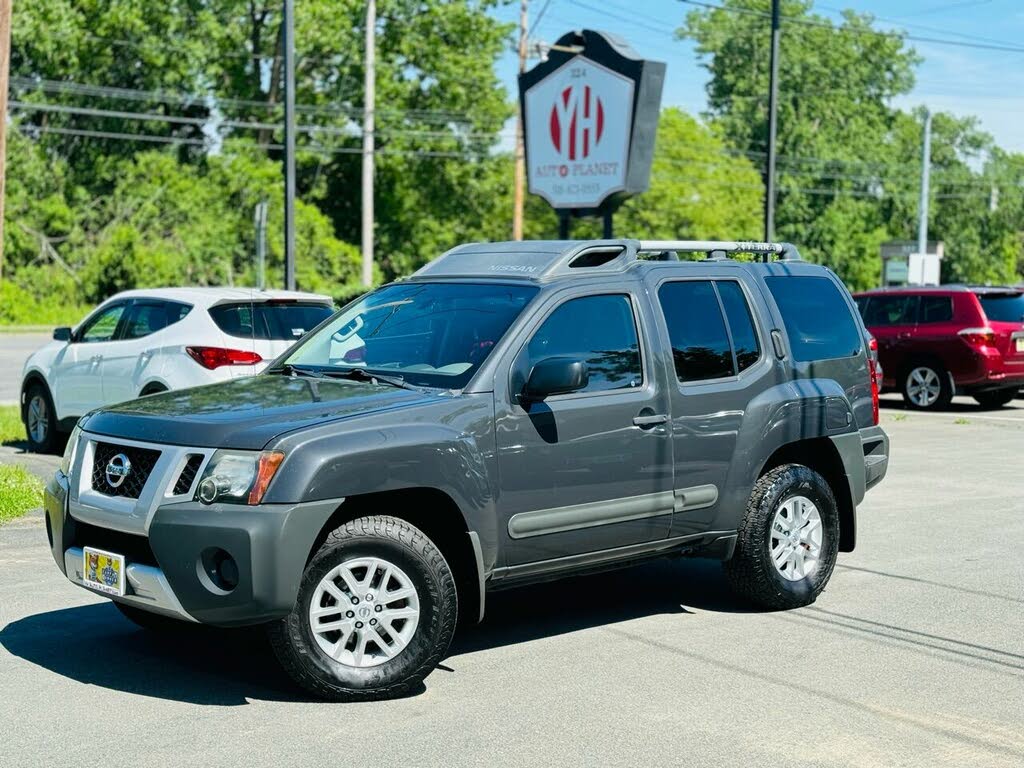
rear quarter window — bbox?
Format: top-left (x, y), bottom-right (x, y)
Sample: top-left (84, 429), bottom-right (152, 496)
top-left (977, 293), bottom-right (1024, 323)
top-left (765, 276), bottom-right (862, 362)
top-left (209, 302), bottom-right (334, 341)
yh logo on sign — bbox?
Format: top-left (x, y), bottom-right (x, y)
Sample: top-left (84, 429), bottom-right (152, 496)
top-left (549, 86), bottom-right (605, 161)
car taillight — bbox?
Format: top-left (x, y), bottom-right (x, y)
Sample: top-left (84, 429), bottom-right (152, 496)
top-left (957, 327), bottom-right (996, 348)
top-left (869, 358), bottom-right (880, 426)
top-left (868, 336), bottom-right (878, 354)
top-left (186, 346), bottom-right (263, 370)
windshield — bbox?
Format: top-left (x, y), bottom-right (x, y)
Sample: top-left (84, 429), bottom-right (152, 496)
top-left (978, 292), bottom-right (1024, 323)
top-left (281, 282), bottom-right (538, 388)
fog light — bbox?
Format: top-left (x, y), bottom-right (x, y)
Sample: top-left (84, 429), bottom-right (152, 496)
top-left (199, 547), bottom-right (239, 593)
top-left (198, 476), bottom-right (230, 504)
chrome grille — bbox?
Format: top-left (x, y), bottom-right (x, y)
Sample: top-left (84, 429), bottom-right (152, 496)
top-left (90, 442), bottom-right (161, 499)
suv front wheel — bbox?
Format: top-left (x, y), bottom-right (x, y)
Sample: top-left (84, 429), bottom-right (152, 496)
top-left (725, 464), bottom-right (840, 610)
top-left (268, 515), bottom-right (458, 701)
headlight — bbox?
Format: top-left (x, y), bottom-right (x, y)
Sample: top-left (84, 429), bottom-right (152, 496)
top-left (196, 450), bottom-right (285, 505)
top-left (60, 425), bottom-right (82, 476)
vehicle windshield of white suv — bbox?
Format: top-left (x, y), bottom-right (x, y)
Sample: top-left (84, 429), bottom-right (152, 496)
top-left (977, 292), bottom-right (1024, 323)
top-left (280, 282), bottom-right (539, 388)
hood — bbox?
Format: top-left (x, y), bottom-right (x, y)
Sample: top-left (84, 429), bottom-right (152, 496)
top-left (81, 374), bottom-right (443, 450)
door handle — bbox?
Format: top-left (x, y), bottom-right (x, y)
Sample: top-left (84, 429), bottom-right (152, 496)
top-left (140, 350), bottom-right (153, 361)
top-left (90, 355), bottom-right (102, 365)
top-left (633, 413), bottom-right (668, 428)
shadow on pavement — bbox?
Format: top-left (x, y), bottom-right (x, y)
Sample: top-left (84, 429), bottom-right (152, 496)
top-left (1, 558), bottom-right (749, 704)
top-left (452, 557), bottom-right (753, 657)
top-left (0, 602), bottom-right (312, 706)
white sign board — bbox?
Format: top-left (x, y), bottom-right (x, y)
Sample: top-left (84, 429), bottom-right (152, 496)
top-left (524, 56), bottom-right (634, 209)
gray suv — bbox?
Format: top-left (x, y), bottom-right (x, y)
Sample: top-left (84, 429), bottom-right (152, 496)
top-left (43, 239), bottom-right (889, 701)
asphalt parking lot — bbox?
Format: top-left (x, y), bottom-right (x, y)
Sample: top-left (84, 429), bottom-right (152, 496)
top-left (1, 397), bottom-right (1022, 768)
top-left (0, 332), bottom-right (49, 405)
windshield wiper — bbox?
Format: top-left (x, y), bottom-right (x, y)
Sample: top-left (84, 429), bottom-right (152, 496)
top-left (323, 366), bottom-right (423, 393)
top-left (271, 363), bottom-right (326, 378)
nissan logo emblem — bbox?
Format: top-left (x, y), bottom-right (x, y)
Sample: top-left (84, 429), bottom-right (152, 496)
top-left (105, 453), bottom-right (132, 488)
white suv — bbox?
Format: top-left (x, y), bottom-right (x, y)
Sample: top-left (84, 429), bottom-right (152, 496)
top-left (20, 287), bottom-right (334, 452)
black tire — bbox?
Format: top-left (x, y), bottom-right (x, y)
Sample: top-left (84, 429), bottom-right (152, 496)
top-left (114, 602), bottom-right (193, 633)
top-left (139, 384), bottom-right (168, 397)
top-left (724, 464), bottom-right (840, 610)
top-left (267, 515), bottom-right (458, 702)
top-left (901, 362), bottom-right (952, 410)
top-left (973, 390), bottom-right (1015, 409)
top-left (22, 381), bottom-right (60, 453)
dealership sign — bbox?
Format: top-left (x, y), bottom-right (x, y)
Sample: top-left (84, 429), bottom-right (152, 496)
top-left (519, 30), bottom-right (665, 213)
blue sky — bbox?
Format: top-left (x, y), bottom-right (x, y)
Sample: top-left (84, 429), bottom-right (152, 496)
top-left (489, 0), bottom-right (1024, 154)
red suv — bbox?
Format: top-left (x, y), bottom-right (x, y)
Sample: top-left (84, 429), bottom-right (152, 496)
top-left (853, 286), bottom-right (1024, 410)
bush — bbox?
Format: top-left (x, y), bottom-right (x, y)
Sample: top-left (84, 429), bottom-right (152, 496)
top-left (0, 278), bottom-right (92, 326)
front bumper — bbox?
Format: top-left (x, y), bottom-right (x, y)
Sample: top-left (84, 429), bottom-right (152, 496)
top-left (44, 468), bottom-right (340, 627)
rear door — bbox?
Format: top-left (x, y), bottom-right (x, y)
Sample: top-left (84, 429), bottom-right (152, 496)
top-left (861, 294), bottom-right (919, 386)
top-left (101, 300), bottom-right (191, 403)
top-left (648, 270), bottom-right (777, 537)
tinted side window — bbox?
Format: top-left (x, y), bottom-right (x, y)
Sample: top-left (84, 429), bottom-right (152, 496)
top-left (765, 276), bottom-right (862, 362)
top-left (122, 301), bottom-right (193, 340)
top-left (919, 296), bottom-right (953, 323)
top-left (658, 281), bottom-right (733, 382)
top-left (79, 304), bottom-right (126, 343)
top-left (717, 281), bottom-right (760, 373)
top-left (525, 294), bottom-right (641, 393)
top-left (863, 295), bottom-right (917, 326)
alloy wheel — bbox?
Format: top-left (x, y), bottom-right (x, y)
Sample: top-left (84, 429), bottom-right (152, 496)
top-left (769, 495), bottom-right (823, 582)
top-left (906, 366), bottom-right (942, 408)
top-left (27, 395), bottom-right (48, 444)
top-left (308, 556), bottom-right (420, 668)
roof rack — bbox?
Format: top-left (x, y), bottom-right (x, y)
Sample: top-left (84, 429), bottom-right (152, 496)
top-left (637, 240), bottom-right (801, 262)
top-left (410, 238), bottom-right (803, 282)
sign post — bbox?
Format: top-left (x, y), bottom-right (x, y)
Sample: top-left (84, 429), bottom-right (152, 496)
top-left (519, 30), bottom-right (665, 238)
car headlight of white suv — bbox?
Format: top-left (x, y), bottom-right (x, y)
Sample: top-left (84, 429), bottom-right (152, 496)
top-left (196, 450), bottom-right (285, 505)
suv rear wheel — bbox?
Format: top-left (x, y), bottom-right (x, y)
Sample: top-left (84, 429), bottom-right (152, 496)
top-left (268, 515), bottom-right (458, 701)
top-left (973, 390), bottom-right (1015, 409)
top-left (902, 363), bottom-right (952, 410)
top-left (724, 464), bottom-right (840, 610)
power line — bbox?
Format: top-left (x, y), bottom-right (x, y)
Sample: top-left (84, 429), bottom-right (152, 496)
top-left (679, 0), bottom-right (1024, 54)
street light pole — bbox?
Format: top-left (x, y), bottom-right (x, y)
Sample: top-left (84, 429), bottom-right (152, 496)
top-left (361, 0), bottom-right (376, 287)
top-left (512, 0), bottom-right (528, 241)
top-left (917, 109), bottom-right (932, 259)
top-left (283, 0), bottom-right (297, 291)
top-left (764, 0), bottom-right (781, 242)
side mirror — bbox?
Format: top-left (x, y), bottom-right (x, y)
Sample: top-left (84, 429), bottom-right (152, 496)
top-left (53, 327), bottom-right (72, 342)
top-left (522, 356), bottom-right (589, 401)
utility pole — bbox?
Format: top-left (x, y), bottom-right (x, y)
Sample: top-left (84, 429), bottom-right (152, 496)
top-left (917, 109), bottom-right (932, 258)
top-left (0, 0), bottom-right (12, 284)
top-left (282, 0), bottom-right (297, 291)
top-left (764, 0), bottom-right (781, 242)
top-left (361, 0), bottom-right (376, 287)
top-left (512, 0), bottom-right (528, 241)
top-left (254, 201), bottom-right (268, 290)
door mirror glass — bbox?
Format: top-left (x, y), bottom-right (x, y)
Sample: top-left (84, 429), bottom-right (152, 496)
top-left (523, 356), bottom-right (589, 400)
top-left (53, 327), bottom-right (72, 342)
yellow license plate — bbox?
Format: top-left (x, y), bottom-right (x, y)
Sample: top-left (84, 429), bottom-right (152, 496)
top-left (83, 547), bottom-right (125, 597)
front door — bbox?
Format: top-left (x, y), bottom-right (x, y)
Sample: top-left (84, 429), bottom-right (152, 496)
top-left (494, 289), bottom-right (673, 566)
top-left (55, 302), bottom-right (128, 419)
